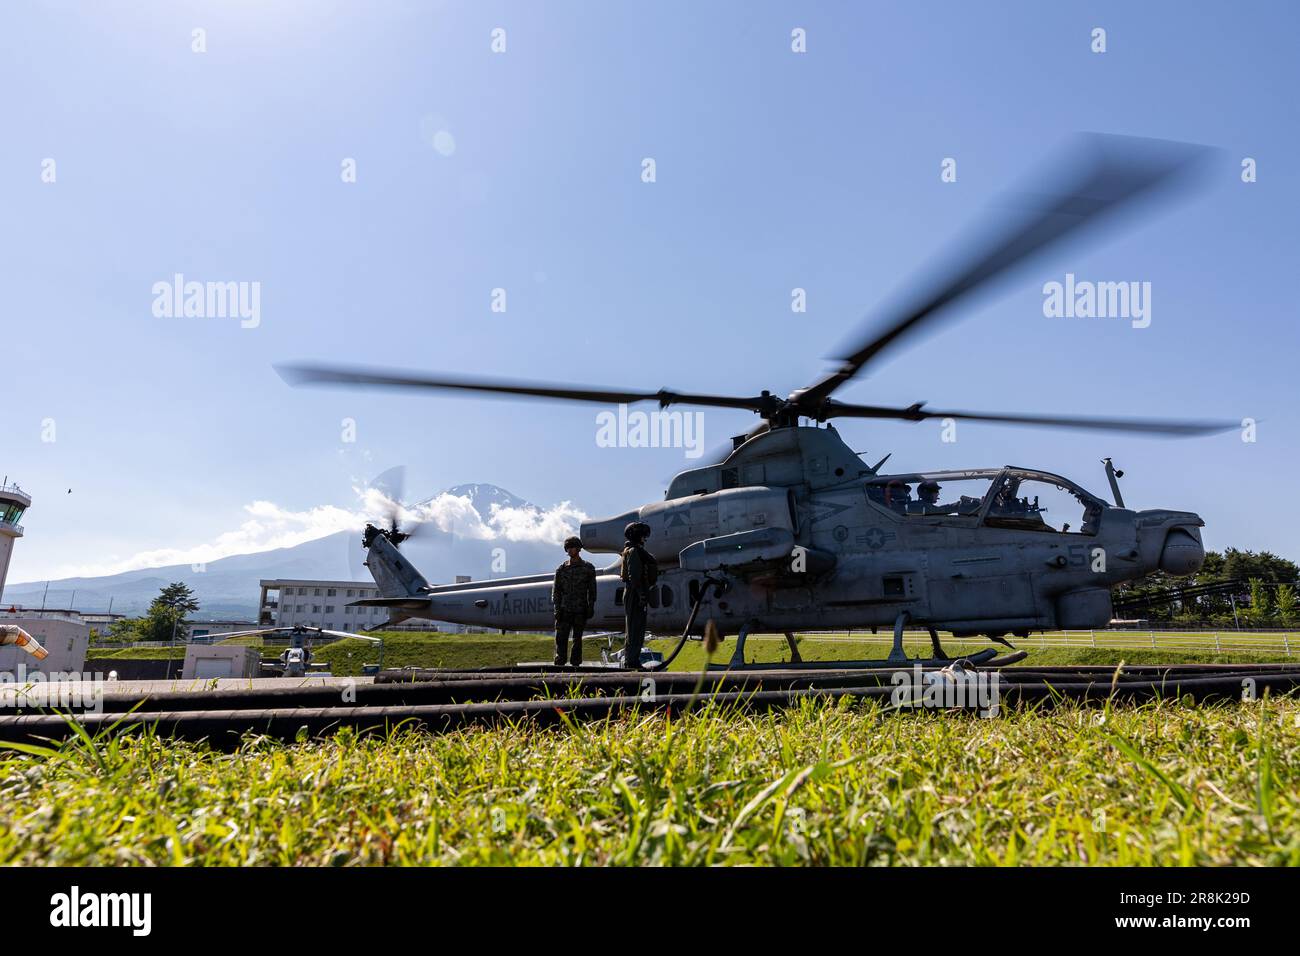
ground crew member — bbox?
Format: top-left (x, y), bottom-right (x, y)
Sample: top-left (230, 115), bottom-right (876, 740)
top-left (551, 535), bottom-right (597, 667)
top-left (620, 521), bottom-right (658, 669)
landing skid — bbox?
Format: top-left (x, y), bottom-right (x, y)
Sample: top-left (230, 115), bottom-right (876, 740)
top-left (707, 646), bottom-right (1006, 671)
top-left (711, 613), bottom-right (1026, 672)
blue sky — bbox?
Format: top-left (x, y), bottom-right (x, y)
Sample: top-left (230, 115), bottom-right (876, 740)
top-left (4, 0), bottom-right (1297, 584)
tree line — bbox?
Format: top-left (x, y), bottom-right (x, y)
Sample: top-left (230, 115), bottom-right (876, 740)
top-left (1112, 548), bottom-right (1299, 626)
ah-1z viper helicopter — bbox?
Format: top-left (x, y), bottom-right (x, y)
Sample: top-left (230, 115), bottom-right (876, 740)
top-left (279, 135), bottom-right (1231, 669)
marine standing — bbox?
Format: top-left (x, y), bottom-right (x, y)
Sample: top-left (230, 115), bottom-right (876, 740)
top-left (551, 535), bottom-right (597, 667)
top-left (619, 521), bottom-right (658, 669)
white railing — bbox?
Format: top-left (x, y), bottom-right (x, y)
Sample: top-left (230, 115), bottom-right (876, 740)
top-left (792, 629), bottom-right (1294, 655)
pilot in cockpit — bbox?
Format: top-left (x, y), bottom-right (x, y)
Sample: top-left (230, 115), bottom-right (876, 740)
top-left (908, 480), bottom-right (955, 515)
top-left (883, 480), bottom-right (912, 513)
top-left (991, 480), bottom-right (1025, 515)
top-left (1080, 502), bottom-right (1103, 535)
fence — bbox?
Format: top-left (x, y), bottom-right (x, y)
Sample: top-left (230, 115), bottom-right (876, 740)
top-left (799, 629), bottom-right (1293, 655)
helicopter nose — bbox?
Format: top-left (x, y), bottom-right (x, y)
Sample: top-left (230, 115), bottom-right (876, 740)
top-left (1135, 510), bottom-right (1205, 576)
top-left (578, 509), bottom-right (640, 553)
top-left (1159, 525), bottom-right (1205, 575)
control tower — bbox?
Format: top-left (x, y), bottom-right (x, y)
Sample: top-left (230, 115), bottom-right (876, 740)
top-left (0, 480), bottom-right (30, 603)
top-left (0, 483), bottom-right (88, 674)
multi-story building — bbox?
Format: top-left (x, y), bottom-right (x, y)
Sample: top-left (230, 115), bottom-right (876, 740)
top-left (185, 619), bottom-right (259, 641)
top-left (257, 579), bottom-right (452, 632)
top-left (81, 612), bottom-right (128, 637)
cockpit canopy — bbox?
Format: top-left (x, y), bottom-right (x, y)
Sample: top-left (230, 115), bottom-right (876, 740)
top-left (866, 467), bottom-right (1109, 535)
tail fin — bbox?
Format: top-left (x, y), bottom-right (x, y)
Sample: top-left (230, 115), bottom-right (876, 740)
top-left (349, 595), bottom-right (430, 630)
top-left (363, 527), bottom-right (430, 598)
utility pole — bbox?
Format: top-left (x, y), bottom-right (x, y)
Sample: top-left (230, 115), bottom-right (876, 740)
top-left (167, 611), bottom-right (181, 680)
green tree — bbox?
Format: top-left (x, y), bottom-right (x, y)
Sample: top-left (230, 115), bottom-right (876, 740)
top-left (105, 618), bottom-right (141, 643)
top-left (1276, 584), bottom-right (1296, 626)
top-left (1220, 549), bottom-right (1299, 585)
top-left (1248, 578), bottom-right (1271, 626)
top-left (138, 582), bottom-right (201, 643)
top-left (1112, 548), bottom-right (1300, 625)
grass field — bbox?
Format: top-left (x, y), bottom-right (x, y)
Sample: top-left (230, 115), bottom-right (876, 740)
top-left (1, 695), bottom-right (1296, 865)
top-left (84, 629), bottom-right (1299, 671)
top-left (288, 630), bottom-right (1297, 675)
top-left (30, 631), bottom-right (1298, 866)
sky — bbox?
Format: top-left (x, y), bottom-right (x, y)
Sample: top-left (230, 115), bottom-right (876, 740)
top-left (3, 0), bottom-right (1298, 585)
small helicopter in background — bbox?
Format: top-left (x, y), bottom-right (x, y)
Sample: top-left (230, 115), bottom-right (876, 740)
top-left (279, 134), bottom-right (1232, 668)
top-left (195, 625), bottom-right (385, 677)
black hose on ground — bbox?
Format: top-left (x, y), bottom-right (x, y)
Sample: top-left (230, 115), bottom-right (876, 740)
top-left (648, 576), bottom-right (724, 671)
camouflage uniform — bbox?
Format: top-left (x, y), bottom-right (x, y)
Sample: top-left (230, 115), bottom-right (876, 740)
top-left (620, 543), bottom-right (659, 668)
top-left (552, 558), bottom-right (597, 666)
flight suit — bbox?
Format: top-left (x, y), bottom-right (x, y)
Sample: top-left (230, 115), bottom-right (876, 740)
top-left (552, 558), bottom-right (597, 666)
top-left (620, 543), bottom-right (659, 668)
top-left (907, 498), bottom-right (960, 516)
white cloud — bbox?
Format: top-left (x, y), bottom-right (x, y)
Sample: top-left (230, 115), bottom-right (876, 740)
top-left (393, 493), bottom-right (587, 545)
top-left (485, 502), bottom-right (587, 543)
top-left (40, 489), bottom-right (585, 580)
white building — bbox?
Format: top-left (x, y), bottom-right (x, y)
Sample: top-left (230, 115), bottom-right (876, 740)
top-left (0, 607), bottom-right (90, 673)
top-left (185, 620), bottom-right (259, 641)
top-left (258, 579), bottom-right (448, 632)
top-left (81, 612), bottom-right (128, 637)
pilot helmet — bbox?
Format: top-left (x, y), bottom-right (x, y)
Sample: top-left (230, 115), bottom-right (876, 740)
top-left (624, 521), bottom-right (651, 543)
top-left (918, 480), bottom-right (942, 498)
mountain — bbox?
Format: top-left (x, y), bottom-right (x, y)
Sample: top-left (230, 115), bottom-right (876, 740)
top-left (438, 483), bottom-right (532, 513)
top-left (3, 485), bottom-right (576, 619)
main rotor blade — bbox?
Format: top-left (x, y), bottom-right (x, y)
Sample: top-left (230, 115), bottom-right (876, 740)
top-left (799, 134), bottom-right (1216, 409)
top-left (276, 363), bottom-right (766, 412)
top-left (821, 400), bottom-right (1236, 437)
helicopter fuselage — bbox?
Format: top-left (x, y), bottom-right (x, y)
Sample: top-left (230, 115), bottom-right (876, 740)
top-left (356, 425), bottom-right (1205, 641)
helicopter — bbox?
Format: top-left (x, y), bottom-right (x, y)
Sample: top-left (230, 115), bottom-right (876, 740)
top-left (188, 624), bottom-right (386, 677)
top-left (278, 134), bottom-right (1233, 669)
